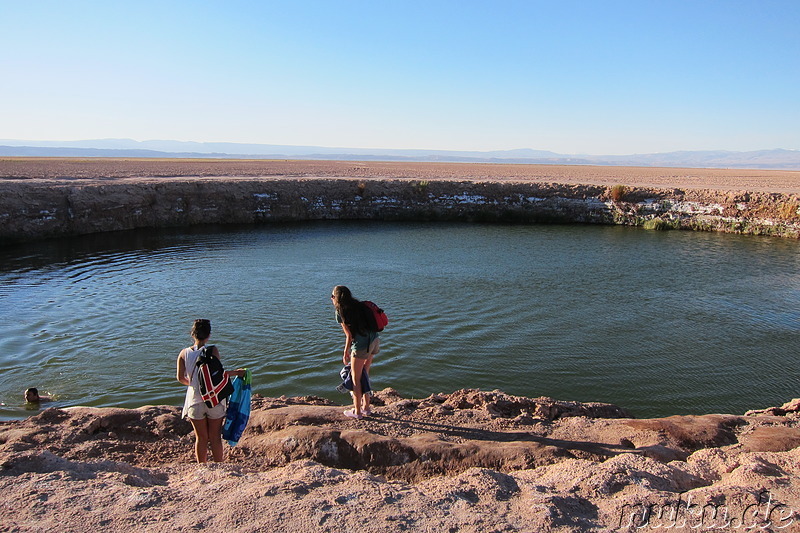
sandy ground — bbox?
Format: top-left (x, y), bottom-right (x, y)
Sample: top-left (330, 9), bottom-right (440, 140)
top-left (1, 390), bottom-right (799, 532)
top-left (2, 157), bottom-right (800, 193)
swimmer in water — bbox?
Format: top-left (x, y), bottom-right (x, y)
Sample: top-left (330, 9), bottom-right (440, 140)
top-left (24, 388), bottom-right (52, 404)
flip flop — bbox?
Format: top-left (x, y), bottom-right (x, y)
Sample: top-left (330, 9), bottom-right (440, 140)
top-left (343, 409), bottom-right (362, 419)
top-left (362, 409), bottom-right (372, 417)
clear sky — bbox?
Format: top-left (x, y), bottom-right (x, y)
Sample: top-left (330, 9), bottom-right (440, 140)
top-left (1, 1), bottom-right (798, 154)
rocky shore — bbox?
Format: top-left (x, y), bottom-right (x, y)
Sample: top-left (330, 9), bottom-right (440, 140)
top-left (1, 389), bottom-right (799, 532)
top-left (2, 158), bottom-right (800, 243)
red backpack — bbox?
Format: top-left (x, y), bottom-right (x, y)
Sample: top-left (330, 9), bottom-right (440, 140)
top-left (362, 301), bottom-right (388, 332)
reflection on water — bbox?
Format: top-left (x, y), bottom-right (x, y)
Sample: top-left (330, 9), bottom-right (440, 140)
top-left (1, 221), bottom-right (798, 420)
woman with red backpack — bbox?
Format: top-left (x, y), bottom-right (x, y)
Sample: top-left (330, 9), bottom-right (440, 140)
top-left (331, 285), bottom-right (381, 419)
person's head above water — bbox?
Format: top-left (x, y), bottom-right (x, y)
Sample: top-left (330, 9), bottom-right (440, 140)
top-left (24, 388), bottom-right (41, 403)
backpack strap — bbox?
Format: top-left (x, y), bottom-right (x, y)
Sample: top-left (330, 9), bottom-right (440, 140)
top-left (189, 344), bottom-right (215, 383)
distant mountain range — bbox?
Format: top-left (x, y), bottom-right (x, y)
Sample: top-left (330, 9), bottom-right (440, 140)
top-left (1, 139), bottom-right (799, 170)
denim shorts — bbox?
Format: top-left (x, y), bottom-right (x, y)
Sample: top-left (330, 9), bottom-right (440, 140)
top-left (351, 332), bottom-right (380, 359)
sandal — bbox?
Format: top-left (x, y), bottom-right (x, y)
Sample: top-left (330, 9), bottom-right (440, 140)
top-left (362, 409), bottom-right (372, 417)
top-left (343, 409), bottom-right (362, 419)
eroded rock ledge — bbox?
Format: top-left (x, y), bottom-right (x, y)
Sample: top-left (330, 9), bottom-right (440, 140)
top-left (5, 389), bottom-right (797, 482)
top-left (1, 389), bottom-right (799, 531)
top-left (3, 175), bottom-right (800, 244)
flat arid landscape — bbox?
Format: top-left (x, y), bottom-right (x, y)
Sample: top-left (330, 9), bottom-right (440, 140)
top-left (2, 157), bottom-right (800, 193)
top-left (2, 158), bottom-right (800, 531)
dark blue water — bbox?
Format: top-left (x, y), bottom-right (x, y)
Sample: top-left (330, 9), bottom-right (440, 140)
top-left (1, 221), bottom-right (798, 420)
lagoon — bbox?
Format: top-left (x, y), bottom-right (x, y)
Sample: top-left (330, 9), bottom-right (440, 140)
top-left (1, 221), bottom-right (798, 420)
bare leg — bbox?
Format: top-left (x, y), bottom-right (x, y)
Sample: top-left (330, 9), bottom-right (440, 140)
top-left (208, 416), bottom-right (225, 462)
top-left (364, 350), bottom-right (374, 374)
top-left (363, 352), bottom-right (374, 412)
top-left (350, 356), bottom-right (367, 417)
top-left (363, 339), bottom-right (379, 412)
top-left (189, 418), bottom-right (210, 463)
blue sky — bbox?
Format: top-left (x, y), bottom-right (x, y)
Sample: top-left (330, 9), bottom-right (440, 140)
top-left (1, 1), bottom-right (798, 154)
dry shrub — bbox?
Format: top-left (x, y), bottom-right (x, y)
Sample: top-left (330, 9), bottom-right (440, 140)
top-left (610, 184), bottom-right (627, 203)
top-left (778, 199), bottom-right (800, 220)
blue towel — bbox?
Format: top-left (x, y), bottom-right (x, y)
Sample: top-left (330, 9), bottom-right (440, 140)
top-left (339, 365), bottom-right (372, 393)
top-left (222, 369), bottom-right (251, 446)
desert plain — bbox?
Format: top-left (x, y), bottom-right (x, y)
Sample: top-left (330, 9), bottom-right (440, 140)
top-left (2, 157), bottom-right (800, 192)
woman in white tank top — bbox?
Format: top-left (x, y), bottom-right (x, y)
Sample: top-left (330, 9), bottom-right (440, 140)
top-left (176, 319), bottom-right (245, 463)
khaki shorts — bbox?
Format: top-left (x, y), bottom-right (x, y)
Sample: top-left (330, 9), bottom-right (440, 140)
top-left (187, 401), bottom-right (227, 420)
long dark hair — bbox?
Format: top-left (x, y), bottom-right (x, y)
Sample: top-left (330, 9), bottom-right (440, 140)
top-left (332, 285), bottom-right (369, 335)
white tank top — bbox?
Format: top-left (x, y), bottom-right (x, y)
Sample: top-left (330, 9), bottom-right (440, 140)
top-left (182, 346), bottom-right (205, 417)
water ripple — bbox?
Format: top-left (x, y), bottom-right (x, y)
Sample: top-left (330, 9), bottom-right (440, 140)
top-left (1, 222), bottom-right (799, 419)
